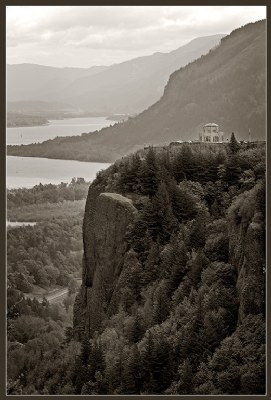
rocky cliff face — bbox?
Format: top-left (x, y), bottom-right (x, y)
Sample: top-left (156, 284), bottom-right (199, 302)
top-left (74, 190), bottom-right (137, 337)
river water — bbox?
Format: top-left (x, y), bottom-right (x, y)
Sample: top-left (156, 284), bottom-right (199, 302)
top-left (6, 116), bottom-right (114, 145)
top-left (6, 116), bottom-right (112, 188)
top-left (7, 156), bottom-right (111, 189)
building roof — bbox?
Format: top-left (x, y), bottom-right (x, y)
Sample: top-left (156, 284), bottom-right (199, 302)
top-left (204, 123), bottom-right (219, 127)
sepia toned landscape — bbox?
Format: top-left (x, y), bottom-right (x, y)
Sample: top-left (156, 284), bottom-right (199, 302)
top-left (6, 6), bottom-right (266, 395)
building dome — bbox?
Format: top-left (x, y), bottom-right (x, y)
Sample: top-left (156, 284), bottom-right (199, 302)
top-left (204, 123), bottom-right (219, 127)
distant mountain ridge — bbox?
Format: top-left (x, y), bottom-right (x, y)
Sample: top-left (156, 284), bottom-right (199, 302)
top-left (7, 64), bottom-right (109, 107)
top-left (96, 19), bottom-right (266, 151)
top-left (7, 20), bottom-right (266, 162)
top-left (7, 34), bottom-right (225, 115)
top-left (54, 34), bottom-right (225, 114)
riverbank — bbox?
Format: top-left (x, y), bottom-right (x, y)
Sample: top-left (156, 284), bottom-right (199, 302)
top-left (6, 116), bottom-right (114, 145)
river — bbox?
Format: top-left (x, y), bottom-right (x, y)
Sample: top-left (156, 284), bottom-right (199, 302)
top-left (7, 156), bottom-right (111, 189)
top-left (6, 116), bottom-right (112, 188)
top-left (6, 116), bottom-right (114, 145)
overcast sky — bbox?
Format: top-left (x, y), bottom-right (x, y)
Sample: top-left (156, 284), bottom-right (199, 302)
top-left (6, 6), bottom-right (266, 68)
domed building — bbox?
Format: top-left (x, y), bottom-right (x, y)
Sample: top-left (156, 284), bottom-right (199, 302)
top-left (199, 123), bottom-right (224, 143)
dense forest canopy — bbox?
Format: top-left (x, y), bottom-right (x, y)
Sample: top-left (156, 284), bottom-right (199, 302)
top-left (7, 178), bottom-right (89, 209)
top-left (7, 178), bottom-right (90, 293)
top-left (74, 140), bottom-right (265, 395)
top-left (7, 178), bottom-right (90, 395)
top-left (8, 139), bottom-right (265, 395)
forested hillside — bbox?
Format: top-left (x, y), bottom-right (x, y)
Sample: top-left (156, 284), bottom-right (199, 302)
top-left (51, 34), bottom-right (224, 114)
top-left (7, 20), bottom-right (266, 163)
top-left (7, 139), bottom-right (265, 394)
top-left (7, 179), bottom-right (89, 395)
top-left (7, 179), bottom-right (89, 293)
top-left (72, 139), bottom-right (265, 395)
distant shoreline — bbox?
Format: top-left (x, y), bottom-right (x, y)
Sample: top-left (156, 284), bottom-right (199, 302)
top-left (7, 114), bottom-right (117, 128)
top-left (7, 122), bottom-right (49, 128)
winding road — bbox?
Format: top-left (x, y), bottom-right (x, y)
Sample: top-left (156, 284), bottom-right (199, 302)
top-left (44, 288), bottom-right (69, 304)
top-left (25, 279), bottom-right (82, 304)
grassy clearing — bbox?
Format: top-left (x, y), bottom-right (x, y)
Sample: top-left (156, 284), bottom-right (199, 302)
top-left (7, 199), bottom-right (86, 222)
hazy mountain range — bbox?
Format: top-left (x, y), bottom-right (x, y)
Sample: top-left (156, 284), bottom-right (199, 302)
top-left (7, 65), bottom-right (108, 107)
top-left (7, 20), bottom-right (266, 162)
top-left (7, 34), bottom-right (224, 115)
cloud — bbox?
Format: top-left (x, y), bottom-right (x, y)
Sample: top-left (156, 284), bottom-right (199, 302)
top-left (6, 6), bottom-right (266, 67)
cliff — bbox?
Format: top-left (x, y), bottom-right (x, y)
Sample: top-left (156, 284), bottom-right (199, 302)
top-left (74, 190), bottom-right (137, 336)
top-left (71, 143), bottom-right (265, 394)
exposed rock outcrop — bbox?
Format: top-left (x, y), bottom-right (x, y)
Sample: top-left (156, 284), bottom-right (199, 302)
top-left (74, 190), bottom-right (137, 337)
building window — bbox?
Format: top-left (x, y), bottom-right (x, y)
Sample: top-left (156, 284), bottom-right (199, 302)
top-left (205, 136), bottom-right (211, 142)
top-left (213, 136), bottom-right (219, 142)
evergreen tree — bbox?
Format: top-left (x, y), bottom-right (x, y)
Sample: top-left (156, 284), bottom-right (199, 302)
top-left (162, 236), bottom-right (189, 294)
top-left (229, 132), bottom-right (241, 154)
top-left (91, 341), bottom-right (105, 375)
top-left (142, 240), bottom-right (161, 285)
top-left (64, 326), bottom-right (73, 344)
top-left (159, 149), bottom-right (172, 178)
top-left (189, 215), bottom-right (207, 250)
top-left (121, 360), bottom-right (136, 394)
top-left (152, 284), bottom-right (171, 325)
top-left (175, 359), bottom-right (193, 394)
top-left (128, 217), bottom-right (151, 259)
top-left (224, 155), bottom-right (242, 185)
top-left (125, 251), bottom-right (143, 302)
top-left (140, 147), bottom-right (159, 197)
top-left (168, 252), bottom-right (188, 294)
top-left (187, 250), bottom-right (209, 289)
top-left (130, 313), bottom-right (144, 343)
top-left (144, 182), bottom-right (177, 244)
top-left (121, 345), bottom-right (142, 394)
top-left (130, 345), bottom-right (142, 393)
top-left (80, 337), bottom-right (91, 367)
top-left (141, 331), bottom-right (155, 390)
top-left (210, 198), bottom-right (221, 218)
top-left (173, 145), bottom-right (197, 182)
top-left (169, 182), bottom-right (198, 223)
top-left (151, 338), bottom-right (172, 392)
top-left (119, 154), bottom-right (142, 193)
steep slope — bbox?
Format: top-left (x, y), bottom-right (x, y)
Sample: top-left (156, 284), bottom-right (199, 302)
top-left (55, 34), bottom-right (224, 114)
top-left (74, 191), bottom-right (137, 336)
top-left (7, 35), bottom-right (224, 115)
top-left (7, 20), bottom-right (266, 163)
top-left (97, 19), bottom-right (266, 146)
top-left (72, 141), bottom-right (265, 395)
